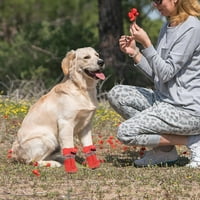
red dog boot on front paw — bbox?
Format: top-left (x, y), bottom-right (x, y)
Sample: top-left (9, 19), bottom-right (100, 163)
top-left (62, 147), bottom-right (78, 173)
top-left (83, 145), bottom-right (100, 169)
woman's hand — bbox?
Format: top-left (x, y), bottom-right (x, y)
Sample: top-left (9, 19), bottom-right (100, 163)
top-left (130, 23), bottom-right (152, 48)
top-left (119, 35), bottom-right (137, 55)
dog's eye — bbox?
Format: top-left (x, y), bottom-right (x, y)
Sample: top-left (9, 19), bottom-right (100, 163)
top-left (84, 55), bottom-right (91, 59)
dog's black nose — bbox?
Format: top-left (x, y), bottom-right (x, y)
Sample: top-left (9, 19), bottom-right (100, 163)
top-left (97, 59), bottom-right (104, 67)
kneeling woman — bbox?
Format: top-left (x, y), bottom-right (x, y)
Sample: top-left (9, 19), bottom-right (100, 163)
top-left (108, 0), bottom-right (200, 167)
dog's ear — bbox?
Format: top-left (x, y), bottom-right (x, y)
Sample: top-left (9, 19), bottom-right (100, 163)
top-left (61, 50), bottom-right (76, 75)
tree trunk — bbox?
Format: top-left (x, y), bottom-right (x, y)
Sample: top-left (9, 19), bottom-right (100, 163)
top-left (98, 0), bottom-right (125, 83)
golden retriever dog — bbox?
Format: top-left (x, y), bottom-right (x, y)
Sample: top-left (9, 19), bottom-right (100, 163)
top-left (11, 47), bottom-right (105, 173)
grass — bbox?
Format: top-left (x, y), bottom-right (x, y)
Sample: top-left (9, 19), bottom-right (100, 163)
top-left (0, 97), bottom-right (200, 200)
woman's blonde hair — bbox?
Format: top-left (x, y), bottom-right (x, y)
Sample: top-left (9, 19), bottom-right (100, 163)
top-left (170, 0), bottom-right (200, 25)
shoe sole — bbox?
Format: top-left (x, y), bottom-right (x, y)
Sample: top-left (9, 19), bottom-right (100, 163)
top-left (185, 163), bottom-right (200, 168)
top-left (133, 159), bottom-right (178, 168)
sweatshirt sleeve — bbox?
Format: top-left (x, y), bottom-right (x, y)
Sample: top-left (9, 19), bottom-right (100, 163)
top-left (134, 55), bottom-right (154, 81)
top-left (141, 27), bottom-right (200, 83)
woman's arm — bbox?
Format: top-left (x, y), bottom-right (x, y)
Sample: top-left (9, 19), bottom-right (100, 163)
top-left (118, 35), bottom-right (154, 80)
top-left (131, 22), bottom-right (200, 83)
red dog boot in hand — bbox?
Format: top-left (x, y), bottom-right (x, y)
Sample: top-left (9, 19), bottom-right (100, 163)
top-left (62, 147), bottom-right (78, 173)
top-left (83, 145), bottom-right (100, 169)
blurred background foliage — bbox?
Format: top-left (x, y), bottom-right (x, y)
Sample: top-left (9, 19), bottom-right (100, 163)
top-left (0, 0), bottom-right (163, 96)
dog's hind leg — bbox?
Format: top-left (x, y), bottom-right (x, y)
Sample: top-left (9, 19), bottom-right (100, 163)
top-left (12, 136), bottom-right (62, 167)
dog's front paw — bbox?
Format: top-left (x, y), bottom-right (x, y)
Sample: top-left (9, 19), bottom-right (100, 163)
top-left (83, 145), bottom-right (100, 169)
top-left (63, 148), bottom-right (78, 173)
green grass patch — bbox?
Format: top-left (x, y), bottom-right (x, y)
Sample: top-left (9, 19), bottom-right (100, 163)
top-left (0, 97), bottom-right (200, 200)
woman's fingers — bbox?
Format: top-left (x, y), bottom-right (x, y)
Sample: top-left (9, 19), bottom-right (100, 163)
top-left (130, 23), bottom-right (141, 36)
top-left (133, 23), bottom-right (140, 30)
top-left (130, 28), bottom-right (134, 36)
top-left (130, 25), bottom-right (136, 36)
top-left (119, 34), bottom-right (138, 55)
top-left (119, 35), bottom-right (131, 46)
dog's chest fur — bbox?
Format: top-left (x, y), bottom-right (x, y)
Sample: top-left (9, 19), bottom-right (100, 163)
top-left (73, 90), bottom-right (97, 132)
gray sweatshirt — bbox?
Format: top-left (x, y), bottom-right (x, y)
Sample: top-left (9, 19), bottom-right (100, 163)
top-left (136, 16), bottom-right (200, 116)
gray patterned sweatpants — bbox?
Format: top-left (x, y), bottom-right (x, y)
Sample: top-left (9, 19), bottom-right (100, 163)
top-left (108, 85), bottom-right (200, 147)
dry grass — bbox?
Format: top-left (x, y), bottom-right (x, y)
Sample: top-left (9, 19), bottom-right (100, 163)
top-left (1, 97), bottom-right (200, 200)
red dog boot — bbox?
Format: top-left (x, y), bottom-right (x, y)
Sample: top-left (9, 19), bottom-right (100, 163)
top-left (62, 148), bottom-right (78, 173)
top-left (83, 145), bottom-right (100, 169)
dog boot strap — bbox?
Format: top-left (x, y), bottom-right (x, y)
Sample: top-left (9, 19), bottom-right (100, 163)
top-left (62, 148), bottom-right (77, 173)
top-left (83, 145), bottom-right (100, 169)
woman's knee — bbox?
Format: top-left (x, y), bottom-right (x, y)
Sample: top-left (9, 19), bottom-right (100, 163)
top-left (107, 85), bottom-right (122, 103)
top-left (117, 122), bottom-right (137, 145)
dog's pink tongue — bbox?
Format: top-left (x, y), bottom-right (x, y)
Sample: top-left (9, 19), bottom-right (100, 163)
top-left (95, 72), bottom-right (105, 80)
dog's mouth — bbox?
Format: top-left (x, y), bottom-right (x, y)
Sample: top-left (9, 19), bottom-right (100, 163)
top-left (84, 69), bottom-right (105, 80)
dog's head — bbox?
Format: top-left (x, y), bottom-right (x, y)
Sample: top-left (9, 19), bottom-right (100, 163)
top-left (61, 47), bottom-right (105, 82)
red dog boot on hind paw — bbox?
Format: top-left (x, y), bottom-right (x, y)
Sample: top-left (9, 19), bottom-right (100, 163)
top-left (62, 147), bottom-right (78, 173)
top-left (83, 145), bottom-right (100, 169)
